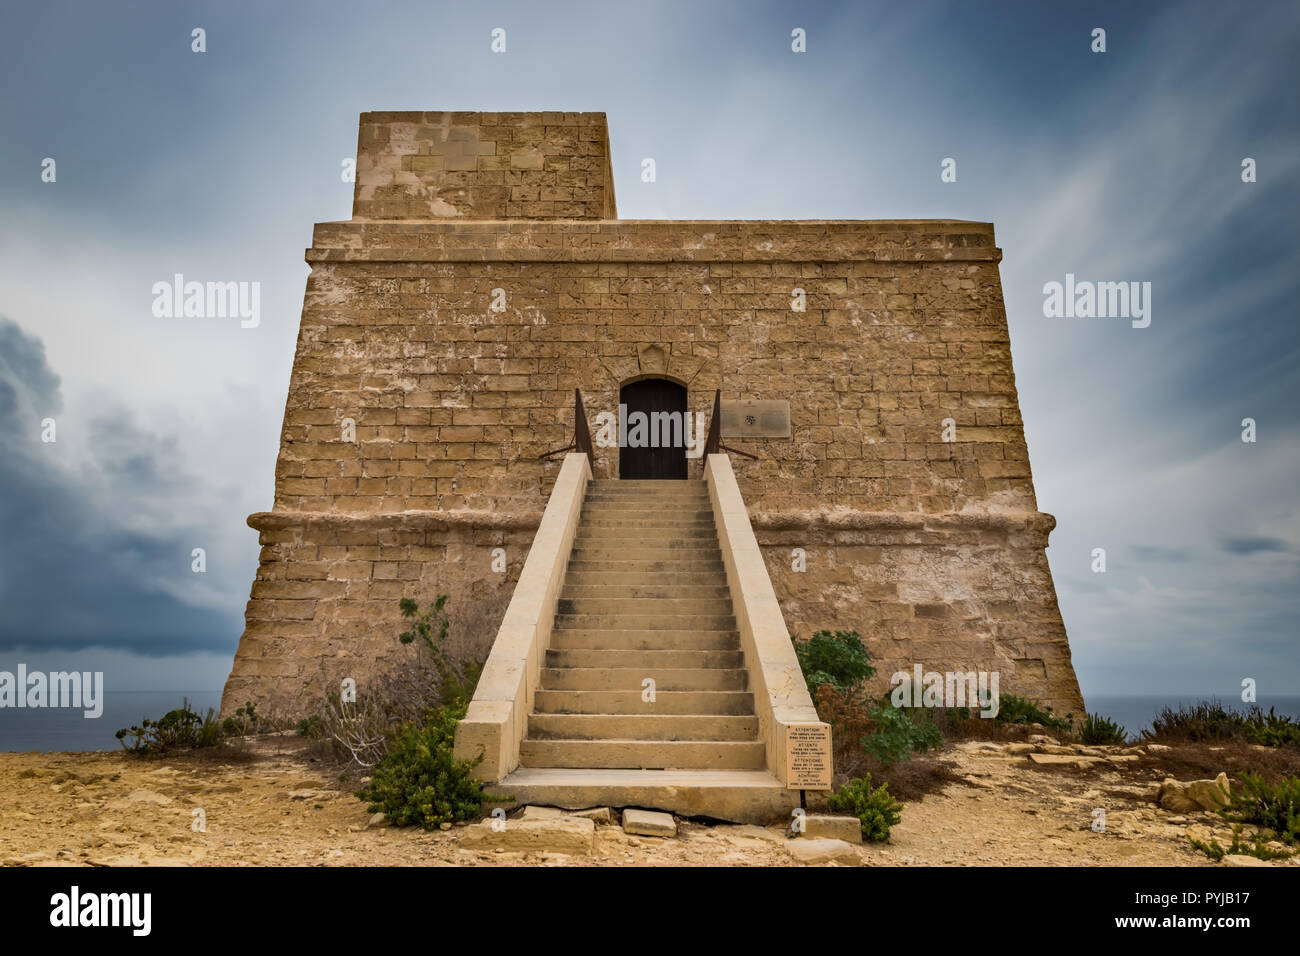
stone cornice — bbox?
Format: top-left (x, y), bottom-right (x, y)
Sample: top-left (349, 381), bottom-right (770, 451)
top-left (248, 507), bottom-right (1055, 542)
top-left (304, 219), bottom-right (1001, 265)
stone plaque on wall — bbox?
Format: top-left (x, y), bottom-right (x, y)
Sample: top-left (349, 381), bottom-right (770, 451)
top-left (720, 400), bottom-right (791, 439)
top-left (784, 722), bottom-right (833, 790)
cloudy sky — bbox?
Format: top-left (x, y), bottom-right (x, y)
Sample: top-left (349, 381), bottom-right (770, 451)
top-left (0, 0), bottom-right (1296, 710)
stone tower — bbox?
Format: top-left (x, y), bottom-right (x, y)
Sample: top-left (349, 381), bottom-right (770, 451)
top-left (221, 110), bottom-right (1085, 738)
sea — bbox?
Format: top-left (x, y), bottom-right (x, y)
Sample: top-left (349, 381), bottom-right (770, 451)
top-left (0, 690), bottom-right (1296, 751)
top-left (1084, 694), bottom-right (1300, 740)
top-left (0, 690), bottom-right (224, 753)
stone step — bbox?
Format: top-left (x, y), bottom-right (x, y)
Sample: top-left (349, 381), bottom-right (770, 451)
top-left (533, 689), bottom-right (755, 715)
top-left (563, 571), bottom-right (728, 587)
top-left (554, 613), bottom-right (737, 630)
top-left (487, 768), bottom-right (796, 825)
top-left (587, 489), bottom-right (712, 496)
top-left (560, 585), bottom-right (731, 600)
top-left (566, 558), bottom-right (725, 574)
top-left (556, 597), bottom-right (734, 616)
top-left (580, 505), bottom-right (714, 518)
top-left (579, 513), bottom-right (715, 526)
top-left (540, 667), bottom-right (748, 692)
top-left (527, 713), bottom-right (759, 741)
top-left (572, 535), bottom-right (720, 549)
top-left (545, 648), bottom-right (745, 669)
top-left (583, 495), bottom-right (710, 505)
top-left (548, 629), bottom-right (741, 651)
top-left (569, 547), bottom-right (722, 562)
top-left (587, 480), bottom-right (707, 492)
top-left (575, 527), bottom-right (718, 540)
top-left (518, 738), bottom-right (767, 771)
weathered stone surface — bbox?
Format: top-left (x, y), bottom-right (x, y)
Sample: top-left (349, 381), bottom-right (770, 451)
top-left (519, 805), bottom-right (564, 820)
top-left (568, 807), bottom-right (613, 824)
top-left (458, 818), bottom-right (596, 854)
top-left (786, 838), bottom-right (861, 865)
top-left (222, 110), bottom-right (1086, 728)
top-left (1027, 753), bottom-right (1104, 768)
top-left (622, 809), bottom-right (677, 838)
top-left (800, 815), bottom-right (862, 844)
top-left (720, 824), bottom-right (784, 844)
top-left (1157, 773), bottom-right (1232, 813)
top-left (125, 789), bottom-right (172, 806)
top-left (1221, 854), bottom-right (1271, 867)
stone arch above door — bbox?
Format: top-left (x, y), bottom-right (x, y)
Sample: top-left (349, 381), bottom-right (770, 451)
top-left (599, 345), bottom-right (711, 389)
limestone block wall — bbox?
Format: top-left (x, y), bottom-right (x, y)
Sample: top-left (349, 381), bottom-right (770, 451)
top-left (222, 111), bottom-right (1084, 721)
top-left (220, 514), bottom-right (530, 719)
top-left (353, 111), bottom-right (615, 221)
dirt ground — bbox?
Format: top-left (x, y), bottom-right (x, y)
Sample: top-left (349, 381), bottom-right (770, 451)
top-left (1, 735), bottom-right (1294, 867)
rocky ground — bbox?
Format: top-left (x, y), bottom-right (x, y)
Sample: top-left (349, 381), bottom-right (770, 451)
top-left (1, 734), bottom-right (1295, 867)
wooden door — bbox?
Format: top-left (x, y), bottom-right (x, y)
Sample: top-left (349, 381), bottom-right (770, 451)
top-left (619, 378), bottom-right (688, 480)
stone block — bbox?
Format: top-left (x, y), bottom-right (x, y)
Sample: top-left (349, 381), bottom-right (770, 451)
top-left (458, 818), bottom-right (596, 855)
top-left (622, 809), bottom-right (677, 838)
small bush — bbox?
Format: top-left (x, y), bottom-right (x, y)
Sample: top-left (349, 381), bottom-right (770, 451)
top-left (220, 701), bottom-right (262, 738)
top-left (1079, 712), bottom-right (1128, 745)
top-left (795, 630), bottom-right (875, 696)
top-left (1221, 772), bottom-right (1300, 844)
top-left (1146, 701), bottom-right (1244, 743)
top-left (1190, 824), bottom-right (1294, 862)
top-left (320, 594), bottom-right (484, 767)
top-left (826, 774), bottom-right (903, 843)
top-left (813, 683), bottom-right (874, 770)
top-left (1244, 708), bottom-right (1300, 747)
top-left (813, 685), bottom-right (941, 769)
top-left (1142, 701), bottom-right (1299, 747)
top-left (357, 704), bottom-right (492, 829)
top-left (115, 698), bottom-right (225, 755)
top-left (860, 702), bottom-right (943, 766)
top-left (995, 694), bottom-right (1072, 731)
top-left (398, 595), bottom-right (484, 712)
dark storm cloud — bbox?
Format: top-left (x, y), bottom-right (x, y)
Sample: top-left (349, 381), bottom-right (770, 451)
top-left (0, 316), bottom-right (236, 654)
top-left (1220, 536), bottom-right (1290, 556)
top-left (0, 0), bottom-right (1296, 697)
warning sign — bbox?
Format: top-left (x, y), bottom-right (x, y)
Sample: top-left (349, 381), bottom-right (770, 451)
top-left (784, 723), bottom-right (832, 790)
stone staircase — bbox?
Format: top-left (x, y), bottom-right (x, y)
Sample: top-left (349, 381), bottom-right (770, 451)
top-left (521, 479), bottom-right (764, 771)
top-left (488, 478), bottom-right (796, 821)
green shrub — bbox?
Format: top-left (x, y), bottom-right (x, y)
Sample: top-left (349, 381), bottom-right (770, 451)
top-left (1079, 712), bottom-right (1128, 745)
top-left (860, 702), bottom-right (943, 765)
top-left (357, 703), bottom-right (495, 829)
top-left (398, 595), bottom-right (482, 711)
top-left (115, 698), bottom-right (225, 755)
top-left (795, 630), bottom-right (875, 697)
top-left (1143, 702), bottom-right (1299, 747)
top-left (826, 774), bottom-right (903, 842)
top-left (220, 700), bottom-right (262, 738)
top-left (995, 694), bottom-right (1072, 731)
top-left (1243, 708), bottom-right (1300, 747)
top-left (1221, 772), bottom-right (1300, 844)
top-left (1190, 824), bottom-right (1295, 862)
top-left (1146, 701), bottom-right (1244, 743)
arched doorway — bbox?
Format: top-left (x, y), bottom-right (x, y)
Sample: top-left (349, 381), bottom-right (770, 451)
top-left (619, 378), bottom-right (688, 480)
